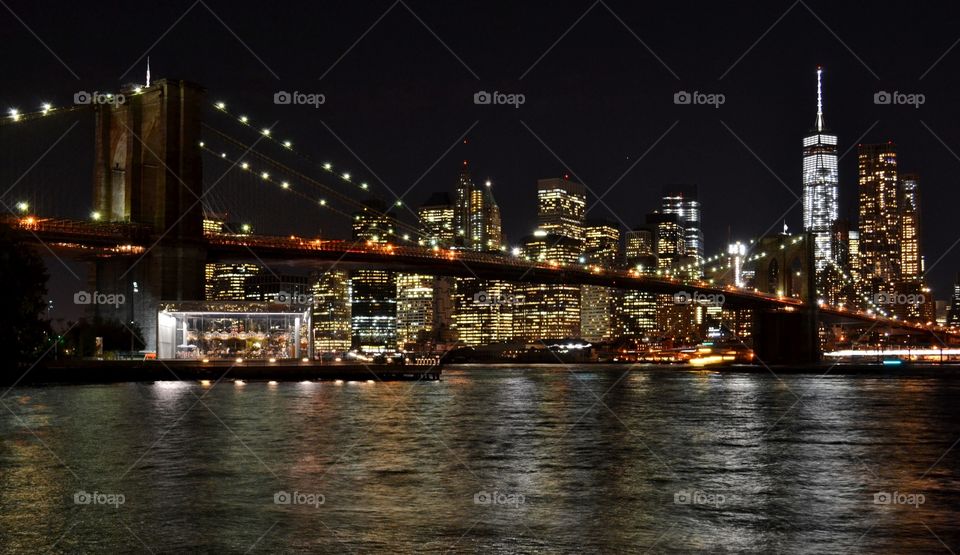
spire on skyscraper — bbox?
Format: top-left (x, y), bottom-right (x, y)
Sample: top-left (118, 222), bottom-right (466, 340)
top-left (815, 66), bottom-right (824, 132)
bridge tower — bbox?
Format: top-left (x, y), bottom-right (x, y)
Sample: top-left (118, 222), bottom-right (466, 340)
top-left (750, 231), bottom-right (820, 364)
top-left (91, 79), bottom-right (206, 351)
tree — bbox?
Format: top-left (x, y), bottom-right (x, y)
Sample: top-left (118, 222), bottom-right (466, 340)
top-left (0, 224), bottom-right (51, 370)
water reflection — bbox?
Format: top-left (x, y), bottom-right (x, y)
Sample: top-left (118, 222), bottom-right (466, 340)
top-left (0, 367), bottom-right (958, 552)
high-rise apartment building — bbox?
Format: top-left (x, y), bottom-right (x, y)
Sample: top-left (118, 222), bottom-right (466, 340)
top-left (661, 184), bottom-right (704, 267)
top-left (858, 143), bottom-right (901, 292)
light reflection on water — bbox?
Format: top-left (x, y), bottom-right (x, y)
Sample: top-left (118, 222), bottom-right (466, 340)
top-left (1, 365), bottom-right (959, 553)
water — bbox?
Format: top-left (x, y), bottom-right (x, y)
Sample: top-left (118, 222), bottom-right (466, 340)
top-left (2, 365), bottom-right (959, 553)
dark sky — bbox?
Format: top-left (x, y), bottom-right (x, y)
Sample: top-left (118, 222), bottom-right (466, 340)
top-left (4, 0), bottom-right (960, 315)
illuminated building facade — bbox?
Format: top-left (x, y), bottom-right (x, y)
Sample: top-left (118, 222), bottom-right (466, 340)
top-left (515, 233), bottom-right (582, 341)
top-left (858, 143), bottom-right (900, 293)
top-left (451, 164), bottom-right (511, 345)
top-left (205, 263), bottom-right (261, 301)
top-left (396, 273), bottom-right (435, 350)
top-left (418, 192), bottom-right (455, 247)
top-left (310, 270), bottom-right (351, 353)
top-left (350, 199), bottom-right (397, 352)
top-left (802, 67), bottom-right (840, 272)
top-left (616, 227), bottom-right (658, 340)
top-left (536, 177), bottom-right (587, 242)
top-left (453, 162), bottom-right (503, 251)
top-left (661, 184), bottom-right (703, 267)
top-left (898, 174), bottom-right (922, 282)
top-left (580, 219), bottom-right (621, 342)
top-left (948, 275), bottom-right (960, 328)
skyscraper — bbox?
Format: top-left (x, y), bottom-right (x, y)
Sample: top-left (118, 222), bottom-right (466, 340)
top-left (350, 199), bottom-right (397, 352)
top-left (803, 66), bottom-right (840, 272)
top-left (661, 184), bottom-right (703, 267)
top-left (536, 177), bottom-right (587, 242)
top-left (898, 174), bottom-right (922, 283)
top-left (453, 161), bottom-right (503, 252)
top-left (580, 220), bottom-right (621, 343)
top-left (311, 269), bottom-right (351, 354)
top-left (858, 143), bottom-right (900, 292)
top-left (452, 163), bottom-right (513, 346)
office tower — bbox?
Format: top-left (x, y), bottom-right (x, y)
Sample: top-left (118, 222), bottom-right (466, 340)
top-left (514, 232), bottom-right (583, 340)
top-left (418, 192), bottom-right (455, 247)
top-left (802, 66), bottom-right (840, 272)
top-left (453, 161), bottom-right (503, 252)
top-left (727, 242), bottom-right (747, 287)
top-left (661, 184), bottom-right (704, 266)
top-left (350, 199), bottom-right (397, 352)
top-left (580, 220), bottom-right (621, 343)
top-left (205, 263), bottom-right (261, 301)
top-left (615, 226), bottom-right (658, 340)
top-left (396, 273), bottom-right (435, 350)
top-left (645, 212), bottom-right (685, 271)
top-left (451, 164), bottom-right (512, 345)
top-left (244, 274), bottom-right (311, 302)
top-left (858, 143), bottom-right (900, 293)
top-left (537, 177), bottom-right (587, 242)
top-left (948, 274), bottom-right (960, 328)
top-left (898, 174), bottom-right (922, 282)
top-left (311, 269), bottom-right (351, 354)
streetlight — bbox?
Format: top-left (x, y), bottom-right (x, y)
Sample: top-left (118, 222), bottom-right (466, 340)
top-left (16, 201), bottom-right (29, 213)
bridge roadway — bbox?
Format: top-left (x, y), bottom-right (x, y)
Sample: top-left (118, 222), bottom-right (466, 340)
top-left (5, 216), bottom-right (952, 338)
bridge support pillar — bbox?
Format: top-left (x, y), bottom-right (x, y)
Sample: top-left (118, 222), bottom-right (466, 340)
top-left (752, 309), bottom-right (821, 365)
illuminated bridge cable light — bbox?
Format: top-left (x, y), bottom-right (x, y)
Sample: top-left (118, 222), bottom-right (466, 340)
top-left (201, 126), bottom-right (428, 241)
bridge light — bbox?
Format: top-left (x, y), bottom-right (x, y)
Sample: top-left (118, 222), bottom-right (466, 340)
top-left (402, 234), bottom-right (410, 241)
top-left (91, 211), bottom-right (102, 221)
top-left (241, 162), bottom-right (250, 170)
top-left (261, 171), bottom-right (270, 180)
top-left (395, 200), bottom-right (402, 206)
top-left (342, 173), bottom-right (350, 180)
top-left (261, 128), bottom-right (271, 136)
top-left (283, 140), bottom-right (292, 148)
top-left (319, 199), bottom-right (327, 206)
top-left (241, 224), bottom-right (252, 233)
top-left (41, 103), bottom-right (52, 114)
top-left (221, 152), bottom-right (227, 158)
top-left (8, 108), bottom-right (20, 121)
top-left (323, 163), bottom-right (332, 170)
top-left (199, 141), bottom-right (204, 147)
top-left (281, 181), bottom-right (289, 189)
top-left (215, 102), bottom-right (226, 110)
top-left (15, 201), bottom-right (28, 213)
top-left (361, 183), bottom-right (369, 189)
top-left (239, 115), bottom-right (248, 123)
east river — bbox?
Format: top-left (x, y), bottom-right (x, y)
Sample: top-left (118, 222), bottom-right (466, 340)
top-left (1, 365), bottom-right (959, 553)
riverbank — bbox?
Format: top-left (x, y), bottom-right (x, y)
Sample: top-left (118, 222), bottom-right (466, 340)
top-left (2, 359), bottom-right (442, 386)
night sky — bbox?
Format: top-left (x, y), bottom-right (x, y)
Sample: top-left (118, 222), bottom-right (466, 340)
top-left (4, 0), bottom-right (960, 316)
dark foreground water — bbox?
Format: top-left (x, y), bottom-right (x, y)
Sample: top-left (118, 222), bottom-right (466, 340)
top-left (2, 365), bottom-right (960, 554)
